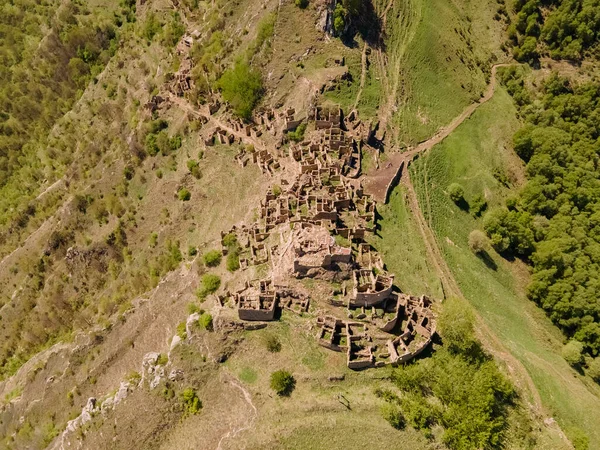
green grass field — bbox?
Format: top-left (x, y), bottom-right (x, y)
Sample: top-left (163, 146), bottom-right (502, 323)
top-left (407, 87), bottom-right (600, 448)
top-left (376, 0), bottom-right (506, 146)
top-left (369, 187), bottom-right (443, 299)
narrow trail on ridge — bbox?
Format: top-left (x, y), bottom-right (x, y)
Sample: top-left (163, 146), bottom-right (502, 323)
top-left (216, 372), bottom-right (258, 450)
top-left (352, 42), bottom-right (369, 110)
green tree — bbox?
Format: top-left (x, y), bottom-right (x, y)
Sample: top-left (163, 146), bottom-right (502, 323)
top-left (562, 341), bottom-right (584, 368)
top-left (197, 274), bottom-right (221, 299)
top-left (448, 183), bottom-right (465, 204)
top-left (468, 230), bottom-right (488, 254)
top-left (203, 250), bottom-right (222, 267)
top-left (270, 370), bottom-right (295, 396)
top-left (198, 313), bottom-right (213, 331)
top-left (217, 61), bottom-right (263, 119)
top-left (587, 358), bottom-right (600, 383)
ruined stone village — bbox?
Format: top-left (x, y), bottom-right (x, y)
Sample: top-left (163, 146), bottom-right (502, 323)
top-left (151, 34), bottom-right (436, 371)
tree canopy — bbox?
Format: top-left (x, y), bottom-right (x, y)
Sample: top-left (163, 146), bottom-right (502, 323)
top-left (509, 0), bottom-right (600, 61)
top-left (216, 61), bottom-right (263, 119)
top-left (490, 67), bottom-right (600, 360)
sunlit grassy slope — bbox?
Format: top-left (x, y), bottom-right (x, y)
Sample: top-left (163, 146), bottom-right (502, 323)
top-left (377, 0), bottom-right (506, 146)
top-left (409, 87), bottom-right (600, 448)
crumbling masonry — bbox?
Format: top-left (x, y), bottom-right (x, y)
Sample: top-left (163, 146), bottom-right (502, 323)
top-left (210, 105), bottom-right (435, 370)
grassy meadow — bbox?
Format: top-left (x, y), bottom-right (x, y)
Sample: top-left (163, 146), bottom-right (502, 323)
top-left (407, 87), bottom-right (600, 448)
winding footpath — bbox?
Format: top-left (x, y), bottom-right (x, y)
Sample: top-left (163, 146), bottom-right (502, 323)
top-left (363, 63), bottom-right (515, 203)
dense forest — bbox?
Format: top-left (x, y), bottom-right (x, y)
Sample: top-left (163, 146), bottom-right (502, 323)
top-left (507, 0), bottom-right (600, 61)
top-left (486, 67), bottom-right (600, 371)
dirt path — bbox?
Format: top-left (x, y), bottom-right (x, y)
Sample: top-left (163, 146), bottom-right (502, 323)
top-left (352, 42), bottom-right (369, 110)
top-left (216, 372), bottom-right (258, 450)
top-left (167, 94), bottom-right (270, 152)
top-left (364, 63), bottom-right (515, 202)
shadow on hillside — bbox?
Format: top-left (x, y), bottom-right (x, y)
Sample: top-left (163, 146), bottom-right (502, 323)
top-left (476, 250), bottom-right (498, 271)
top-left (342, 0), bottom-right (384, 50)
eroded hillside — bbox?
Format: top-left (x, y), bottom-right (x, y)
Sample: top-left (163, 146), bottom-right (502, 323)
top-left (1, 0), bottom-right (599, 449)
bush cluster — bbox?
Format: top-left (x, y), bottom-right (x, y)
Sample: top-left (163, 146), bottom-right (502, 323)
top-left (270, 370), bottom-right (295, 396)
top-left (508, 0), bottom-right (600, 62)
top-left (377, 298), bottom-right (516, 449)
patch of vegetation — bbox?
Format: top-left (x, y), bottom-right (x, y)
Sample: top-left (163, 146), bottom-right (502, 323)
top-left (265, 334), bottom-right (282, 352)
top-left (198, 312), bottom-right (213, 331)
top-left (378, 298), bottom-right (517, 449)
top-left (447, 183), bottom-right (465, 203)
top-left (467, 230), bottom-right (488, 255)
top-left (295, 0), bottom-right (309, 8)
top-left (203, 250), bottom-right (222, 267)
top-left (239, 367), bottom-right (258, 384)
top-left (287, 123), bottom-right (307, 142)
top-left (187, 160), bottom-right (201, 179)
top-left (508, 0), bottom-right (600, 62)
top-left (270, 369), bottom-right (295, 396)
top-left (488, 69), bottom-right (600, 361)
top-left (217, 61), bottom-right (263, 119)
top-left (157, 354), bottom-right (169, 366)
top-left (226, 249), bottom-right (240, 272)
top-left (180, 387), bottom-right (202, 416)
top-left (410, 85), bottom-right (600, 447)
top-left (178, 188), bottom-right (191, 201)
top-left (196, 274), bottom-right (221, 300)
top-left (177, 322), bottom-right (188, 340)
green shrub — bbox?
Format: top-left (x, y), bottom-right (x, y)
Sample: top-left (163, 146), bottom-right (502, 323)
top-left (447, 183), bottom-right (465, 203)
top-left (180, 388), bottom-right (202, 415)
top-left (438, 297), bottom-right (481, 359)
top-left (126, 371), bottom-right (142, 385)
top-left (380, 402), bottom-right (405, 430)
top-left (223, 233), bottom-right (238, 248)
top-left (333, 3), bottom-right (346, 35)
top-left (187, 160), bottom-right (201, 179)
top-left (270, 370), bottom-right (295, 396)
top-left (562, 341), bottom-right (584, 368)
top-left (587, 358), bottom-right (600, 383)
top-left (143, 12), bottom-right (161, 41)
top-left (203, 250), bottom-right (222, 267)
top-left (287, 122), bottom-right (307, 142)
top-left (178, 188), bottom-right (191, 201)
top-left (226, 248), bottom-right (240, 272)
top-left (157, 354), bottom-right (168, 365)
top-left (197, 274), bottom-right (221, 300)
top-left (187, 302), bottom-right (200, 314)
top-left (177, 322), bottom-right (187, 340)
top-left (295, 0), bottom-right (309, 8)
top-left (470, 194), bottom-right (487, 217)
top-left (188, 246), bottom-right (198, 257)
top-left (198, 313), bottom-right (213, 331)
top-left (217, 61), bottom-right (263, 119)
top-left (468, 230), bottom-right (488, 255)
top-left (265, 334), bottom-right (281, 353)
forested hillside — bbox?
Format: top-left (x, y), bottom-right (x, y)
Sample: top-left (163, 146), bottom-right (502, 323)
top-left (0, 0), bottom-right (121, 240)
top-left (507, 0), bottom-right (600, 61)
top-left (486, 67), bottom-right (600, 375)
